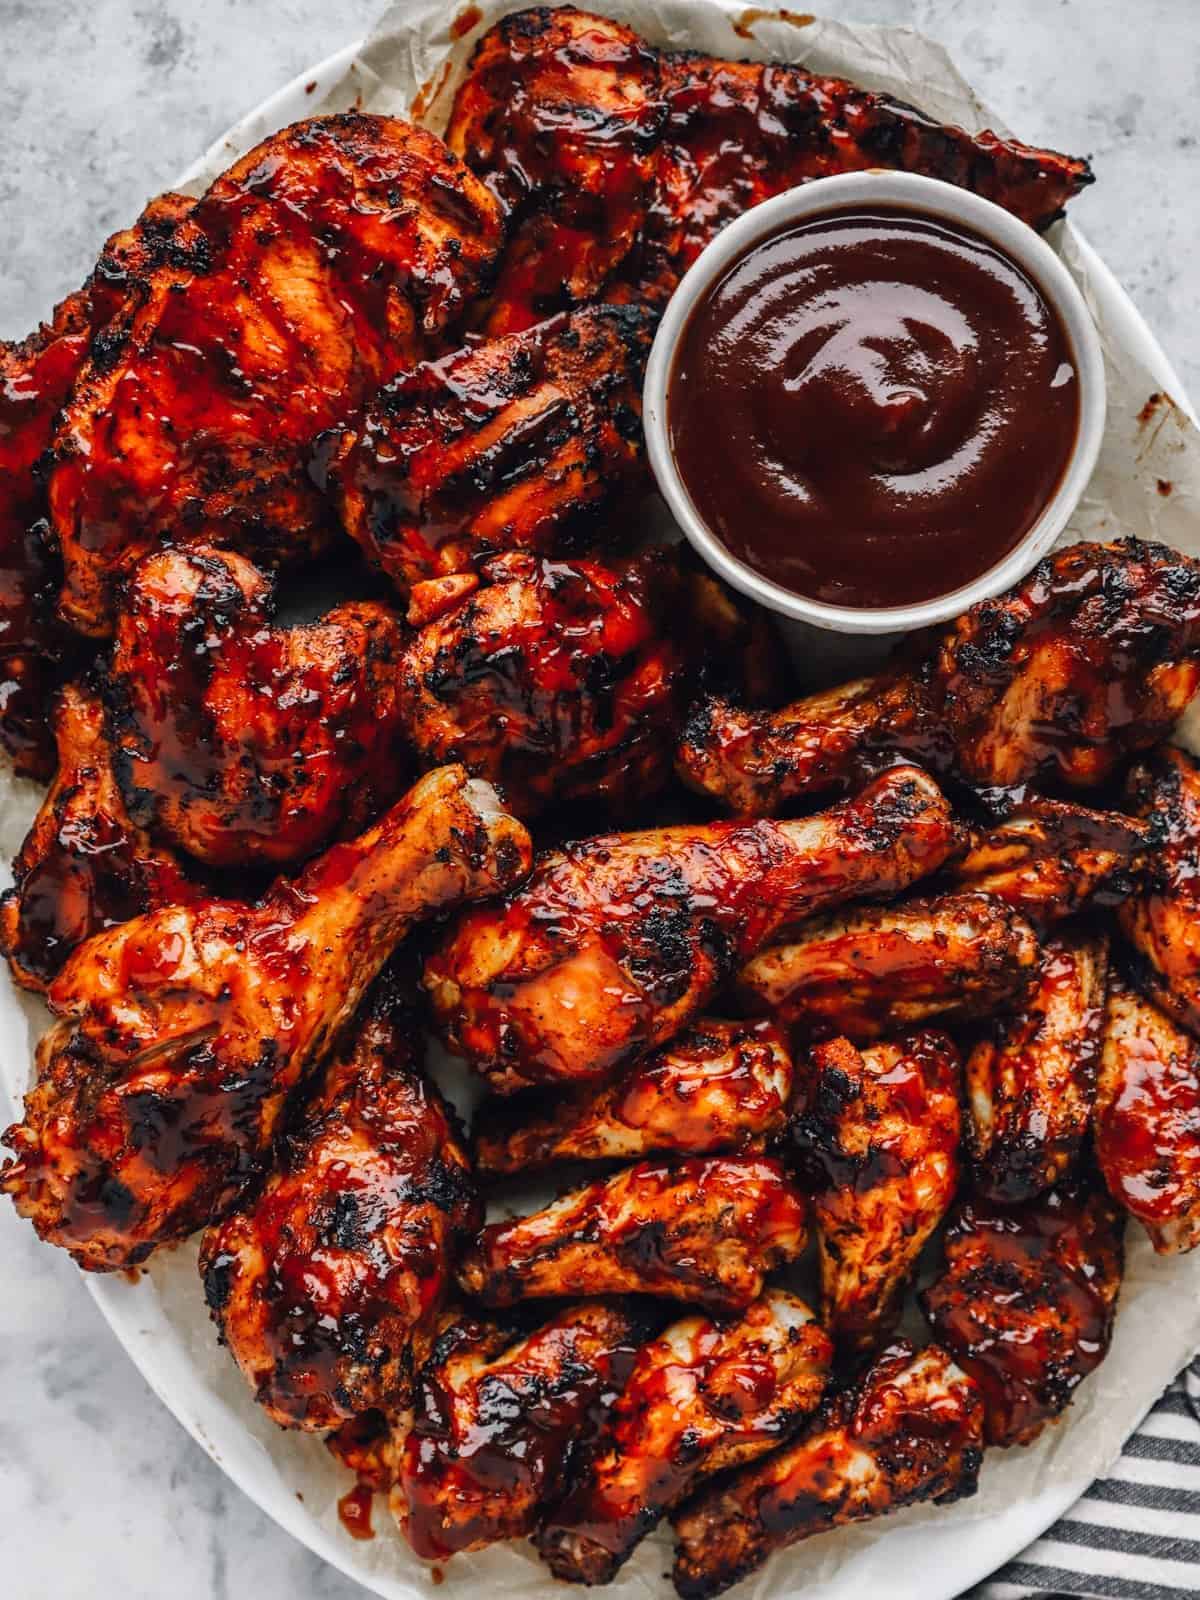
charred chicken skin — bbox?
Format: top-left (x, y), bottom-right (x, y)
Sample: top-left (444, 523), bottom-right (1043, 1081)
top-left (444, 9), bottom-right (664, 335)
top-left (1096, 975), bottom-right (1200, 1254)
top-left (792, 1031), bottom-right (962, 1355)
top-left (48, 114), bottom-right (504, 637)
top-left (393, 1300), bottom-right (648, 1559)
top-left (199, 965), bottom-right (478, 1430)
top-left (457, 1156), bottom-right (808, 1312)
top-left (921, 1182), bottom-right (1124, 1447)
top-left (396, 547), bottom-right (684, 818)
top-left (0, 192), bottom-right (195, 775)
top-left (966, 929), bottom-right (1109, 1203)
top-left (1120, 745), bottom-right (1200, 1034)
top-left (947, 798), bottom-right (1151, 926)
top-left (680, 540), bottom-right (1200, 813)
top-left (738, 893), bottom-right (1038, 1043)
top-left (336, 305), bottom-right (653, 596)
top-left (536, 1291), bottom-right (832, 1585)
top-left (0, 682), bottom-right (197, 992)
top-left (671, 1341), bottom-right (984, 1600)
top-left (474, 1018), bottom-right (793, 1177)
top-left (1, 765), bottom-right (530, 1271)
top-left (107, 545), bottom-right (407, 867)
top-left (447, 8), bottom-right (1092, 331)
top-left (426, 765), bottom-right (960, 1093)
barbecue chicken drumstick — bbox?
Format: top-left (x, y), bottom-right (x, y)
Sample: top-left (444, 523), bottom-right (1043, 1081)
top-left (48, 114), bottom-right (504, 636)
top-left (395, 548), bottom-right (684, 819)
top-left (1120, 746), bottom-right (1200, 1035)
top-left (199, 964), bottom-right (478, 1430)
top-left (108, 545), bottom-right (408, 867)
top-left (537, 1291), bottom-right (832, 1586)
top-left (0, 192), bottom-right (195, 774)
top-left (966, 929), bottom-right (1109, 1203)
top-left (0, 682), bottom-right (197, 992)
top-left (792, 1030), bottom-right (962, 1354)
top-left (1, 766), bottom-right (531, 1271)
top-left (671, 1341), bottom-right (984, 1600)
top-left (738, 893), bottom-right (1038, 1043)
top-left (921, 1181), bottom-right (1124, 1446)
top-left (393, 1300), bottom-right (648, 1559)
top-left (426, 765), bottom-right (960, 1093)
top-left (473, 1018), bottom-right (793, 1177)
top-left (336, 306), bottom-right (653, 595)
top-left (457, 1156), bottom-right (808, 1312)
top-left (1096, 976), bottom-right (1200, 1254)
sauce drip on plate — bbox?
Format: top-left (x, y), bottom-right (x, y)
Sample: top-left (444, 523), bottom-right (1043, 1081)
top-left (668, 207), bottom-right (1079, 608)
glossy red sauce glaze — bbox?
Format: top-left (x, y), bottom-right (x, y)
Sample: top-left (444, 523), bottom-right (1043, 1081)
top-left (337, 1483), bottom-right (376, 1540)
top-left (669, 208), bottom-right (1079, 609)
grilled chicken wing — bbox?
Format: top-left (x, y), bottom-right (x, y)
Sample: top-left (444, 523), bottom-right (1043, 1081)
top-left (634, 51), bottom-right (1089, 301)
top-left (679, 540), bottom-right (1200, 813)
top-left (1120, 746), bottom-right (1200, 1034)
top-left (198, 965), bottom-right (478, 1430)
top-left (426, 765), bottom-right (959, 1093)
top-left (0, 682), bottom-right (197, 991)
top-left (536, 1291), bottom-right (832, 1585)
top-left (457, 1156), bottom-right (808, 1312)
top-left (444, 8), bottom-right (662, 334)
top-left (671, 1341), bottom-right (984, 1600)
top-left (675, 676), bottom-right (932, 817)
top-left (966, 929), bottom-right (1108, 1203)
top-left (738, 893), bottom-right (1038, 1043)
top-left (48, 115), bottom-right (504, 637)
top-left (336, 306), bottom-right (653, 596)
top-left (0, 193), bottom-right (194, 774)
top-left (107, 545), bottom-right (407, 867)
top-left (1096, 976), bottom-right (1200, 1253)
top-left (929, 538), bottom-right (1200, 792)
top-left (395, 547), bottom-right (683, 818)
top-left (792, 1031), bottom-right (961, 1354)
top-left (393, 1300), bottom-right (648, 1559)
top-left (1, 765), bottom-right (530, 1270)
top-left (948, 798), bottom-right (1151, 925)
top-left (474, 1018), bottom-right (793, 1177)
top-left (921, 1182), bottom-right (1124, 1446)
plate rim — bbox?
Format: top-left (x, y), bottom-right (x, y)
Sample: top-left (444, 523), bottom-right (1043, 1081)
top-left (7, 26), bottom-right (1197, 1600)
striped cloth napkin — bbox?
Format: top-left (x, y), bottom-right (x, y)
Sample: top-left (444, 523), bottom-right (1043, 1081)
top-left (969, 1357), bottom-right (1200, 1600)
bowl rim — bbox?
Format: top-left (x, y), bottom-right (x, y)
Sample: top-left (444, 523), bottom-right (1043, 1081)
top-left (642, 169), bottom-right (1109, 636)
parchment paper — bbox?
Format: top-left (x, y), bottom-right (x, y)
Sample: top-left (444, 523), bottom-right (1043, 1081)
top-left (4, 4), bottom-right (1200, 1597)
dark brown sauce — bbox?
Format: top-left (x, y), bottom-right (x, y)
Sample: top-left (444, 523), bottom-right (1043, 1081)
top-left (669, 207), bottom-right (1079, 609)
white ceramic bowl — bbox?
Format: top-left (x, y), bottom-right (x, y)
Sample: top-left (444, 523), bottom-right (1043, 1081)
top-left (643, 170), bottom-right (1108, 635)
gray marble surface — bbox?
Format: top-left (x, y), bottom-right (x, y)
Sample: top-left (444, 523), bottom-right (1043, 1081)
top-left (0, 2), bottom-right (1197, 1596)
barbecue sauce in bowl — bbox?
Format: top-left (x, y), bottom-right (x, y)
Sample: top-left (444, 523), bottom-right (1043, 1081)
top-left (667, 208), bottom-right (1080, 610)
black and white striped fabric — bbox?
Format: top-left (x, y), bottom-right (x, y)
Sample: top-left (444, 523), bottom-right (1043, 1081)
top-left (969, 1357), bottom-right (1200, 1600)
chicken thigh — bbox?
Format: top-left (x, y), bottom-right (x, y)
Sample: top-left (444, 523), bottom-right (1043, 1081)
top-left (48, 115), bottom-right (504, 635)
top-left (108, 544), bottom-right (408, 867)
top-left (1120, 745), bottom-right (1200, 1034)
top-left (336, 306), bottom-right (653, 595)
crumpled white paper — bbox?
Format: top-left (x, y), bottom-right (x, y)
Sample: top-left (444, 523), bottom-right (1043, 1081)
top-left (3, 4), bottom-right (1200, 1599)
